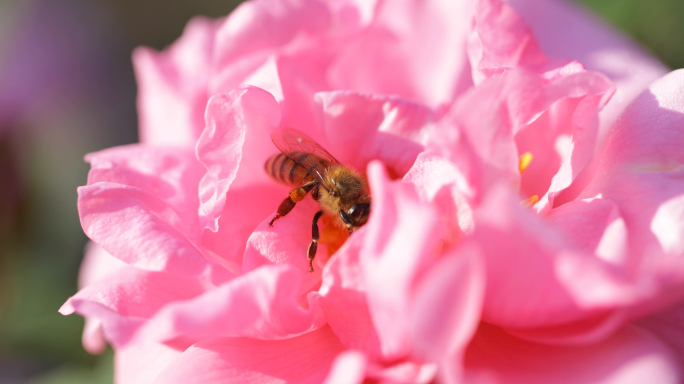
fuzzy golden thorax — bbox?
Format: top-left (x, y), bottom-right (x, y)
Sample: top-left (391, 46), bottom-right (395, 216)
top-left (317, 165), bottom-right (371, 229)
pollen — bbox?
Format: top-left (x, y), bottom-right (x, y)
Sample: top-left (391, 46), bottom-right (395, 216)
top-left (519, 152), bottom-right (533, 174)
top-left (319, 214), bottom-right (349, 257)
top-left (289, 187), bottom-right (309, 202)
top-left (520, 195), bottom-right (538, 208)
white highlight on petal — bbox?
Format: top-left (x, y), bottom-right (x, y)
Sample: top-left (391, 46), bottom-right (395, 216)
top-left (651, 195), bottom-right (684, 255)
top-left (596, 217), bottom-right (628, 265)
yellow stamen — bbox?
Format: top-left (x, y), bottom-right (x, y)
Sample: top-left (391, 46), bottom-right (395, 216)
top-left (519, 152), bottom-right (533, 174)
top-left (520, 195), bottom-right (538, 208)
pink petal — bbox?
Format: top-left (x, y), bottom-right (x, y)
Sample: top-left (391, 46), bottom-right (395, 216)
top-left (533, 92), bottom-right (606, 213)
top-left (78, 187), bottom-right (203, 275)
top-left (508, 0), bottom-right (669, 207)
top-left (325, 351), bottom-right (438, 384)
top-left (315, 91), bottom-right (431, 177)
top-left (410, 245), bottom-right (484, 364)
top-left (275, 50), bottom-right (335, 132)
top-left (151, 326), bottom-right (344, 384)
top-left (78, 241), bottom-right (127, 291)
top-left (462, 0), bottom-right (617, 208)
top-left (442, 66), bottom-right (611, 206)
top-left (209, 0), bottom-right (340, 131)
top-left (517, 69), bottom-right (612, 212)
top-left (578, 69), bottom-right (684, 315)
top-left (133, 17), bottom-right (218, 146)
top-left (212, 0), bottom-right (331, 83)
top-left (514, 95), bottom-right (584, 202)
top-left (477, 190), bottom-right (669, 344)
top-left (133, 265), bottom-right (325, 348)
top-left (463, 323), bottom-right (680, 384)
top-left (243, 197), bottom-right (329, 289)
top-left (78, 146), bottom-right (210, 276)
top-left (360, 162), bottom-right (442, 359)
top-left (320, 162), bottom-right (458, 361)
top-left (196, 87), bottom-right (281, 232)
top-left (84, 145), bottom-right (204, 242)
top-left (210, 0), bottom-right (475, 127)
top-left (239, 55), bottom-right (284, 103)
top-left (60, 267), bottom-right (206, 347)
top-left (321, 350), bottom-right (367, 384)
top-left (545, 198), bottom-right (629, 271)
top-left (508, 0), bottom-right (668, 138)
top-left (468, 0), bottom-right (547, 83)
top-left (316, 230), bottom-right (384, 359)
top-left (328, 0), bottom-right (476, 106)
top-left (115, 341), bottom-right (182, 384)
top-left (82, 317), bottom-right (107, 355)
top-left (366, 360), bottom-right (438, 384)
top-left (200, 183), bottom-right (287, 272)
top-left (474, 186), bottom-right (641, 341)
top-left (208, 0), bottom-right (337, 131)
top-left (78, 242), bottom-right (128, 354)
top-left (637, 300), bottom-right (684, 370)
top-left (437, 70), bottom-right (535, 199)
top-left (403, 151), bottom-right (475, 238)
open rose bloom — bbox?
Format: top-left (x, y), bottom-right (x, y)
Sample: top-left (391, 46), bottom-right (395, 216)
top-left (60, 0), bottom-right (684, 382)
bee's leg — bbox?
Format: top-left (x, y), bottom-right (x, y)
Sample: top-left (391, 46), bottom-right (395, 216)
top-left (268, 182), bottom-right (318, 227)
top-left (311, 185), bottom-right (320, 201)
top-left (269, 197), bottom-right (296, 227)
top-left (307, 210), bottom-right (324, 273)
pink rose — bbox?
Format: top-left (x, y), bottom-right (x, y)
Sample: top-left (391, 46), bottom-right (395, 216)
top-left (61, 0), bottom-right (684, 382)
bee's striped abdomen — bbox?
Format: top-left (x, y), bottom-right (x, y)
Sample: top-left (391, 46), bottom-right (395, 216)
top-left (264, 152), bottom-right (329, 186)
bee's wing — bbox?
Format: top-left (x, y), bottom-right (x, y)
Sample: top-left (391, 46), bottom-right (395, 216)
top-left (271, 127), bottom-right (340, 185)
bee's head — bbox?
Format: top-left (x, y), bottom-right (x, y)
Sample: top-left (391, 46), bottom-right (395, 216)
top-left (340, 201), bottom-right (370, 230)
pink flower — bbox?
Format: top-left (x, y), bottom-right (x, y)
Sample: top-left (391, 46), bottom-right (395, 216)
top-left (61, 0), bottom-right (684, 382)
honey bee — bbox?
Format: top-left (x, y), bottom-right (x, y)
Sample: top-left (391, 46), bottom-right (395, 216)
top-left (265, 128), bottom-right (371, 272)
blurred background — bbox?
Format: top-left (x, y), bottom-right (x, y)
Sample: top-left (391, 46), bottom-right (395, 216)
top-left (0, 0), bottom-right (682, 382)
